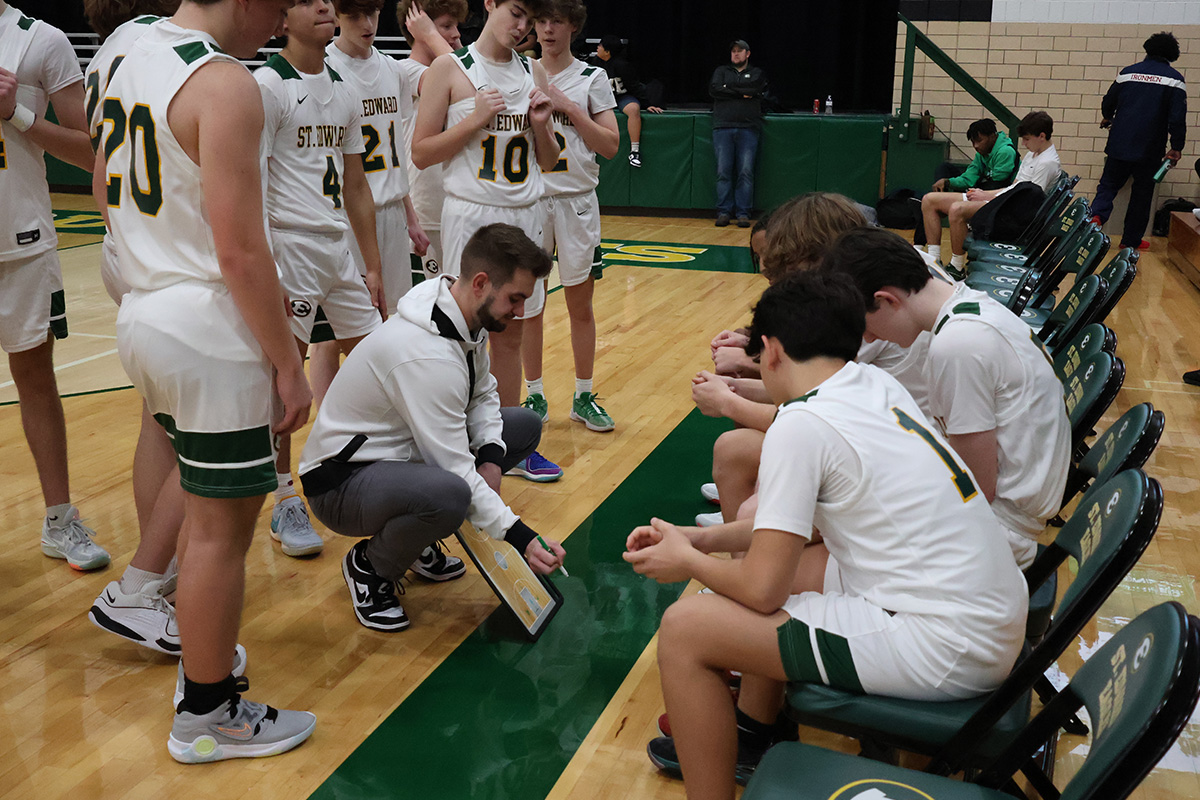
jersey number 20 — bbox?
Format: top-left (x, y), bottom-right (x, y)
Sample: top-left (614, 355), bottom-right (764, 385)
top-left (892, 408), bottom-right (978, 502)
top-left (102, 98), bottom-right (163, 215)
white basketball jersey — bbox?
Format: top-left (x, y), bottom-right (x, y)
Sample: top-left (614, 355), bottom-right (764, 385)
top-left (325, 43), bottom-right (411, 207)
top-left (443, 44), bottom-right (543, 207)
top-left (756, 362), bottom-right (1025, 624)
top-left (86, 15), bottom-right (162, 146)
top-left (398, 57), bottom-right (444, 230)
top-left (103, 21), bottom-right (236, 289)
top-left (541, 58), bottom-right (615, 196)
top-left (927, 284), bottom-right (1072, 538)
top-left (255, 55), bottom-right (365, 234)
top-left (0, 6), bottom-right (80, 260)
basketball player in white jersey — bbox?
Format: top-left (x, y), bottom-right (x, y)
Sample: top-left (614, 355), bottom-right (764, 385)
top-left (0, 1), bottom-right (109, 572)
top-left (255, 0), bottom-right (386, 558)
top-left (516, 0), bottom-right (619, 434)
top-left (824, 227), bottom-right (1071, 569)
top-left (80, 0), bottom-right (194, 654)
top-left (396, 0), bottom-right (467, 280)
top-left (307, 0), bottom-right (433, 406)
top-left (625, 271), bottom-right (1027, 796)
top-left (412, 0), bottom-right (565, 482)
top-left (95, 0), bottom-right (315, 762)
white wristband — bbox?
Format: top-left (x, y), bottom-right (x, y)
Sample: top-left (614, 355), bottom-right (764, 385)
top-left (6, 103), bottom-right (35, 133)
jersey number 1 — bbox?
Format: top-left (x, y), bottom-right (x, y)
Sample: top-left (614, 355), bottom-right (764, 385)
top-left (892, 408), bottom-right (978, 502)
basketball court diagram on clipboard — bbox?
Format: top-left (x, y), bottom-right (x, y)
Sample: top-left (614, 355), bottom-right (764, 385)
top-left (455, 523), bottom-right (563, 641)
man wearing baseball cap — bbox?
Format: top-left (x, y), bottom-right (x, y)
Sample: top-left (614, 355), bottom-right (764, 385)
top-left (710, 39), bottom-right (767, 227)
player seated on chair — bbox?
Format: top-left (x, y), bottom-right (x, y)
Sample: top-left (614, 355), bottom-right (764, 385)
top-left (824, 226), bottom-right (1071, 570)
top-left (918, 118), bottom-right (1018, 252)
top-left (298, 224), bottom-right (566, 632)
top-left (625, 270), bottom-right (1028, 795)
top-left (922, 111), bottom-right (1061, 277)
top-left (587, 34), bottom-right (662, 167)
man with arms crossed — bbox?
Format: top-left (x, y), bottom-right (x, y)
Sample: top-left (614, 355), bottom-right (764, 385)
top-left (626, 271), bottom-right (1027, 797)
top-left (299, 224), bottom-right (565, 631)
top-left (518, 0), bottom-right (619, 434)
top-left (97, 0), bottom-right (315, 762)
top-left (1, 0), bottom-right (108, 571)
top-left (412, 0), bottom-right (564, 482)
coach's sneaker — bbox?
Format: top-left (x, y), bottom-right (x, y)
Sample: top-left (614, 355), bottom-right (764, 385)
top-left (173, 645), bottom-right (250, 709)
top-left (521, 392), bottom-right (549, 423)
top-left (89, 579), bottom-right (181, 655)
top-left (507, 451), bottom-right (563, 482)
top-left (700, 483), bottom-right (720, 504)
top-left (410, 540), bottom-right (467, 582)
top-left (270, 496), bottom-right (324, 557)
top-left (571, 392), bottom-right (615, 432)
top-left (168, 677), bottom-right (315, 764)
top-left (42, 507), bottom-right (110, 571)
top-left (343, 540), bottom-right (410, 631)
top-left (695, 511), bottom-right (723, 527)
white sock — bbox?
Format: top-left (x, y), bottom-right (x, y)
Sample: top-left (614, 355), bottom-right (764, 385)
top-left (275, 473), bottom-right (297, 502)
top-left (950, 253), bottom-right (965, 269)
top-left (526, 378), bottom-right (544, 398)
top-left (928, 245), bottom-right (941, 261)
top-left (630, 142), bottom-right (640, 153)
top-left (120, 565), bottom-right (163, 595)
top-left (575, 378), bottom-right (594, 398)
top-left (45, 503), bottom-right (73, 528)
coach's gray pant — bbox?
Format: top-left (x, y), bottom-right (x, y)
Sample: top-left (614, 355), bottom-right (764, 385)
top-left (306, 408), bottom-right (542, 581)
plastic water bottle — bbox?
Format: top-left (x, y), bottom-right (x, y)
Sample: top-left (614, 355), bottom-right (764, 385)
top-left (825, 94), bottom-right (833, 115)
top-left (1153, 158), bottom-right (1173, 182)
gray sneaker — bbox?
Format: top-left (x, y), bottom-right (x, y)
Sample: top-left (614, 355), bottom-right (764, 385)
top-left (168, 677), bottom-right (315, 763)
top-left (270, 497), bottom-right (324, 557)
top-left (173, 644), bottom-right (249, 709)
top-left (42, 506), bottom-right (110, 571)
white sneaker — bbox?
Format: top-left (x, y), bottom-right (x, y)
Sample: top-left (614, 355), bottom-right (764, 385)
top-left (41, 506), bottom-right (110, 571)
top-left (89, 578), bottom-right (180, 655)
top-left (695, 512), bottom-right (724, 527)
top-left (173, 644), bottom-right (249, 709)
top-left (168, 677), bottom-right (314, 764)
top-left (700, 483), bottom-right (720, 504)
top-left (270, 496), bottom-right (324, 557)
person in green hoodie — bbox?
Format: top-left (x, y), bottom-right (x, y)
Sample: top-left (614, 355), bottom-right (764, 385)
top-left (919, 118), bottom-right (1018, 263)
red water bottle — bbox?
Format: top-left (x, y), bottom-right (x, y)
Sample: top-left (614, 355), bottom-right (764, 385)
top-left (813, 98), bottom-right (820, 114)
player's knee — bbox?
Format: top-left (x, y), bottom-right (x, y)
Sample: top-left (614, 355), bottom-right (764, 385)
top-left (659, 597), bottom-right (707, 657)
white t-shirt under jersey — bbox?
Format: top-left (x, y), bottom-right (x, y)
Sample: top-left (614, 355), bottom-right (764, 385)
top-left (754, 361), bottom-right (1027, 635)
top-left (325, 42), bottom-right (412, 208)
top-left (540, 57), bottom-right (615, 196)
top-left (926, 283), bottom-right (1071, 540)
top-left (255, 55), bottom-right (365, 234)
top-left (0, 5), bottom-right (83, 260)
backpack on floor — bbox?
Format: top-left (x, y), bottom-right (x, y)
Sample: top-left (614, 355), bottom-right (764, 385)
top-left (1153, 198), bottom-right (1197, 237)
top-left (876, 188), bottom-right (918, 229)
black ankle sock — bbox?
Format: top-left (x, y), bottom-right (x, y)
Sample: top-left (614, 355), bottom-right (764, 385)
top-left (180, 673), bottom-right (238, 715)
top-left (735, 708), bottom-right (775, 754)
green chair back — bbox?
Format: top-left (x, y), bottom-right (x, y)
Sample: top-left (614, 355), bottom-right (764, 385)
top-left (1053, 323), bottom-right (1116, 381)
top-left (1040, 274), bottom-right (1107, 350)
top-left (1061, 401), bottom-right (1163, 509)
top-left (1094, 256), bottom-right (1138, 324)
top-left (1063, 351), bottom-right (1125, 452)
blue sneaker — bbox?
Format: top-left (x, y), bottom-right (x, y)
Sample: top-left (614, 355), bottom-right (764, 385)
top-left (507, 451), bottom-right (563, 482)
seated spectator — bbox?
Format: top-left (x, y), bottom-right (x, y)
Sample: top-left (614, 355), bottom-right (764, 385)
top-left (917, 117), bottom-right (1019, 248)
top-left (588, 34), bottom-right (662, 167)
top-left (924, 111), bottom-right (1061, 276)
top-left (627, 270), bottom-right (1028, 792)
top-left (824, 226), bottom-right (1071, 568)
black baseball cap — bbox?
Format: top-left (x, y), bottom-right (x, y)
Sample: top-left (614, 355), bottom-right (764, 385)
top-left (730, 39), bottom-right (750, 51)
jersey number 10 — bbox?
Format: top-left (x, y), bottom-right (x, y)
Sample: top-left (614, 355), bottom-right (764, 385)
top-left (478, 134), bottom-right (529, 183)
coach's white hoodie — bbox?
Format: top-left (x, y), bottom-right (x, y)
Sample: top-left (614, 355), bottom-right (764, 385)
top-left (299, 275), bottom-right (518, 539)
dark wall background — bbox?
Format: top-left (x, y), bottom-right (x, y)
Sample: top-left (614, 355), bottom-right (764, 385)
top-left (21, 0), bottom-right (903, 113)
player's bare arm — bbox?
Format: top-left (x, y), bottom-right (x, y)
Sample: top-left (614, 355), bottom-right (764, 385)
top-left (0, 69), bottom-right (94, 171)
top-left (526, 59), bottom-right (558, 172)
top-left (411, 56), bottom-right (503, 168)
top-left (342, 155), bottom-right (387, 320)
top-left (545, 82), bottom-right (619, 159)
top-left (403, 195), bottom-right (430, 256)
top-left (173, 61), bottom-right (311, 435)
top-left (947, 428), bottom-right (999, 502)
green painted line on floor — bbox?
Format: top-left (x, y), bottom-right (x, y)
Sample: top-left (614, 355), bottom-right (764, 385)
top-left (310, 409), bottom-right (730, 800)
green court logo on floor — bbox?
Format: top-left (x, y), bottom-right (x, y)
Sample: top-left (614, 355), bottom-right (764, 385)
top-left (54, 209), bottom-right (106, 235)
top-left (600, 239), bottom-right (756, 273)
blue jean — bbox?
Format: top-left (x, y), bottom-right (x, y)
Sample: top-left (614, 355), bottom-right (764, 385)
top-left (714, 126), bottom-right (759, 217)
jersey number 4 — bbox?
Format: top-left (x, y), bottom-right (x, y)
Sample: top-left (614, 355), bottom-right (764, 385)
top-left (0, 127), bottom-right (6, 170)
top-left (102, 98), bottom-right (163, 215)
top-left (892, 408), bottom-right (978, 502)
top-left (322, 156), bottom-right (343, 209)
top-left (478, 134), bottom-right (529, 183)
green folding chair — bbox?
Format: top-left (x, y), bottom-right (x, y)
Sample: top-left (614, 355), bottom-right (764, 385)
top-left (1061, 402), bottom-right (1164, 515)
top-left (1036, 274), bottom-right (1109, 351)
top-left (1052, 322), bottom-right (1116, 380)
top-left (1063, 351), bottom-right (1125, 454)
top-left (744, 601), bottom-right (1200, 800)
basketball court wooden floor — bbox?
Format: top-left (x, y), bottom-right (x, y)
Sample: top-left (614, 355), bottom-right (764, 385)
top-left (0, 197), bottom-right (1197, 799)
